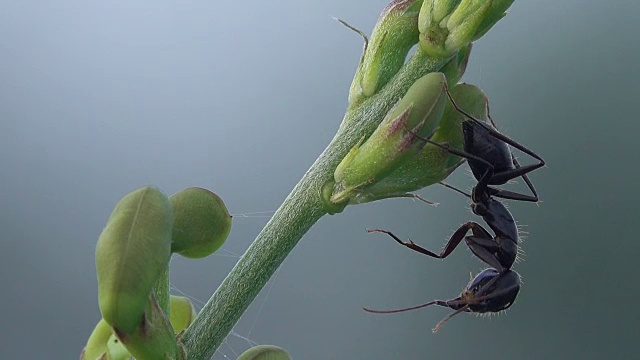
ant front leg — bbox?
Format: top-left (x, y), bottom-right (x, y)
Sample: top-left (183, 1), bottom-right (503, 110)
top-left (446, 82), bottom-right (546, 174)
top-left (480, 112), bottom-right (545, 190)
top-left (445, 84), bottom-right (545, 200)
top-left (487, 156), bottom-right (539, 202)
top-left (484, 110), bottom-right (538, 202)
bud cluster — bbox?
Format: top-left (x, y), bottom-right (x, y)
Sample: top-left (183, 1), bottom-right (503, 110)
top-left (82, 187), bottom-right (232, 359)
top-left (324, 0), bottom-right (514, 212)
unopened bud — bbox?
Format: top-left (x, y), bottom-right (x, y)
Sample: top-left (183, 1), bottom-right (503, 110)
top-left (113, 293), bottom-right (181, 360)
top-left (353, 83), bottom-right (489, 203)
top-left (169, 295), bottom-right (197, 333)
top-left (331, 72), bottom-right (447, 204)
top-left (237, 345), bottom-right (292, 360)
top-left (80, 319), bottom-right (111, 360)
top-left (170, 187), bottom-right (232, 259)
top-left (105, 333), bottom-right (131, 360)
top-left (418, 0), bottom-right (514, 58)
top-left (348, 0), bottom-right (422, 106)
top-left (96, 186), bottom-right (173, 334)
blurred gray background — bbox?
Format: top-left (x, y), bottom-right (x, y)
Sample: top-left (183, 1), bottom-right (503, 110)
top-left (2, 0), bottom-right (639, 359)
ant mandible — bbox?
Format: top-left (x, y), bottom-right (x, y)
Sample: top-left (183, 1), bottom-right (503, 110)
top-left (364, 83), bottom-right (544, 331)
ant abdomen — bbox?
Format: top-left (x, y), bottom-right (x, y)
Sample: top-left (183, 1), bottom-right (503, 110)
top-left (463, 121), bottom-right (513, 183)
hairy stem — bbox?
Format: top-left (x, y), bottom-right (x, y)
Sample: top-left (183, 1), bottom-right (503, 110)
top-left (180, 48), bottom-right (449, 360)
top-left (153, 267), bottom-right (170, 315)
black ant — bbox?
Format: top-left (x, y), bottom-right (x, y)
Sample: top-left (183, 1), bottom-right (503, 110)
top-left (364, 83), bottom-right (544, 331)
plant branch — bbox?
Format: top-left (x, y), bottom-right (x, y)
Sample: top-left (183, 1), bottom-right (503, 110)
top-left (180, 48), bottom-right (450, 360)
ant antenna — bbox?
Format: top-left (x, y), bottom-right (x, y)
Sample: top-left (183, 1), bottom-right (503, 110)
top-left (438, 182), bottom-right (470, 198)
top-left (485, 97), bottom-right (497, 128)
top-left (363, 300), bottom-right (444, 314)
top-left (408, 193), bottom-right (439, 206)
top-left (363, 300), bottom-right (472, 333)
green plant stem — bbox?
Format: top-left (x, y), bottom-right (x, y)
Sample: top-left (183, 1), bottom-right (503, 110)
top-left (180, 48), bottom-right (450, 360)
top-left (153, 267), bottom-right (170, 315)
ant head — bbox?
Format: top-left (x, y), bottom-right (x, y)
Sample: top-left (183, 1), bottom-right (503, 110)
top-left (429, 269), bottom-right (521, 332)
top-left (458, 269), bottom-right (521, 314)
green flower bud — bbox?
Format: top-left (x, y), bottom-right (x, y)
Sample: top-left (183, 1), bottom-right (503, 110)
top-left (96, 186), bottom-right (173, 334)
top-left (169, 295), bottom-right (197, 333)
top-left (236, 345), bottom-right (292, 360)
top-left (331, 72), bottom-right (447, 204)
top-left (351, 83), bottom-right (489, 203)
top-left (471, 0), bottom-right (515, 41)
top-left (347, 0), bottom-right (422, 107)
top-left (82, 296), bottom-right (194, 360)
top-left (439, 43), bottom-right (472, 86)
top-left (113, 293), bottom-right (181, 360)
top-left (105, 333), bottom-right (130, 360)
top-left (418, 0), bottom-right (461, 33)
top-left (418, 0), bottom-right (515, 58)
top-left (320, 180), bottom-right (349, 215)
top-left (170, 187), bottom-right (232, 259)
top-left (80, 319), bottom-right (112, 360)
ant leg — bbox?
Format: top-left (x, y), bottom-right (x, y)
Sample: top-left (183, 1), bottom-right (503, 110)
top-left (483, 156), bottom-right (542, 202)
top-left (471, 122), bottom-right (544, 187)
top-left (487, 105), bottom-right (538, 202)
top-left (416, 134), bottom-right (494, 174)
top-left (513, 157), bottom-right (538, 200)
top-left (488, 187), bottom-right (538, 202)
top-left (482, 158), bottom-right (539, 202)
top-left (490, 158), bottom-right (544, 186)
top-left (442, 82), bottom-right (486, 126)
top-left (444, 83), bottom-right (545, 189)
top-left (464, 235), bottom-right (504, 272)
top-left (446, 82), bottom-right (544, 167)
top-left (367, 222), bottom-right (482, 260)
top-left (404, 124), bottom-right (496, 196)
top-left (391, 193), bottom-right (439, 206)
